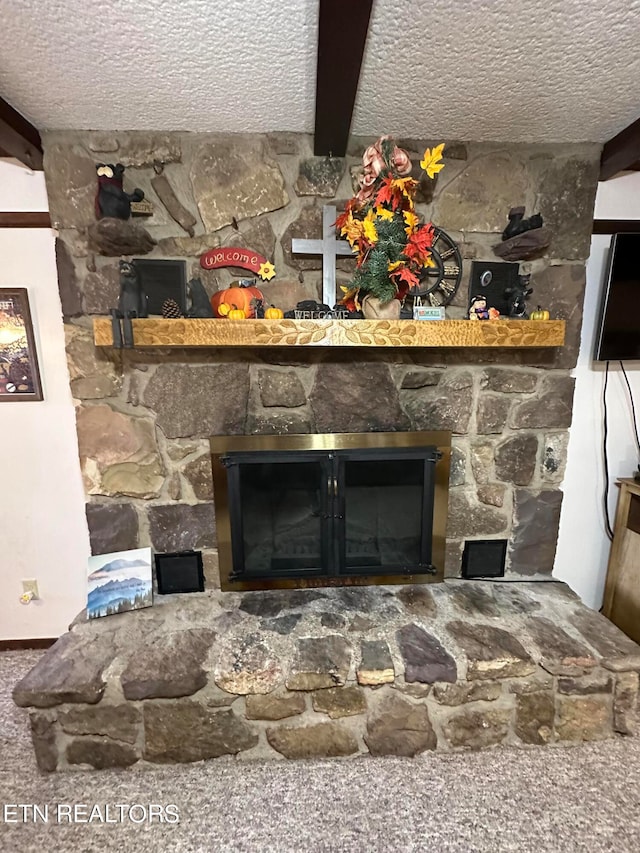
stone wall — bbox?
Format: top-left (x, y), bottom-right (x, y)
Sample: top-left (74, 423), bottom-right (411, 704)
top-left (45, 131), bottom-right (600, 581)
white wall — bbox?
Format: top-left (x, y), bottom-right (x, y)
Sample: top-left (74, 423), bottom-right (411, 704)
top-left (0, 159), bottom-right (89, 640)
top-left (554, 172), bottom-right (640, 608)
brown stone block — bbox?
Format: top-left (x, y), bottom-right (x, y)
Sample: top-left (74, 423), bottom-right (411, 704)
top-left (148, 503), bottom-right (216, 552)
top-left (556, 695), bottom-right (612, 741)
top-left (449, 584), bottom-right (501, 618)
top-left (433, 682), bottom-right (502, 706)
top-left (144, 363), bottom-right (250, 439)
top-left (13, 632), bottom-right (115, 708)
top-left (245, 693), bottom-right (306, 721)
top-left (67, 737), bottom-right (139, 769)
top-left (312, 686), bottom-right (367, 719)
top-left (29, 713), bottom-right (58, 772)
top-left (295, 157), bottom-right (345, 197)
top-left (191, 137), bottom-right (289, 232)
top-left (258, 369), bottom-right (307, 408)
top-left (121, 628), bottom-right (216, 700)
top-left (614, 671), bottom-right (639, 735)
top-left (443, 707), bottom-right (511, 749)
top-left (267, 721), bottom-right (358, 758)
top-left (56, 239), bottom-right (83, 318)
top-left (495, 434), bottom-right (538, 486)
top-left (476, 395), bottom-right (512, 435)
top-left (447, 492), bottom-right (508, 539)
top-left (510, 374), bottom-right (575, 430)
top-left (43, 141), bottom-right (97, 229)
top-left (396, 623), bottom-right (457, 684)
top-left (569, 608), bottom-right (640, 671)
top-left (403, 381), bottom-right (473, 435)
top-left (447, 621), bottom-right (536, 680)
top-left (310, 362), bottom-right (410, 433)
top-left (526, 616), bottom-right (597, 675)
top-left (286, 636), bottom-right (351, 691)
top-left (396, 586), bottom-right (437, 619)
top-left (59, 703), bottom-right (141, 744)
top-left (365, 693), bottom-right (437, 756)
top-left (85, 503), bottom-right (138, 556)
top-left (557, 674), bottom-right (613, 695)
top-left (508, 490), bottom-right (563, 575)
top-left (83, 263), bottom-right (120, 314)
top-left (357, 640), bottom-right (395, 686)
top-left (215, 638), bottom-right (283, 695)
top-left (144, 702), bottom-right (258, 762)
top-left (481, 368), bottom-right (539, 394)
top-left (183, 454), bottom-right (214, 501)
top-left (515, 691), bottom-right (555, 744)
top-left (88, 218), bottom-right (156, 256)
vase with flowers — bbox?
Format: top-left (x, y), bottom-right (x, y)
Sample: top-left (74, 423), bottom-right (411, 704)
top-left (337, 136), bottom-right (445, 319)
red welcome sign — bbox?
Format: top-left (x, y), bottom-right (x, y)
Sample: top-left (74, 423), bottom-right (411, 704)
top-left (200, 247), bottom-right (276, 281)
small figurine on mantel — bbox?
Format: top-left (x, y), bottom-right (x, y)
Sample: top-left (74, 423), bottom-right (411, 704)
top-left (110, 260), bottom-right (148, 347)
top-left (468, 295), bottom-right (500, 320)
top-left (504, 274), bottom-right (534, 319)
top-left (95, 163), bottom-right (145, 220)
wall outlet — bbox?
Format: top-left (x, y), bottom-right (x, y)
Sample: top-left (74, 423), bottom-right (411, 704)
top-left (21, 579), bottom-right (39, 600)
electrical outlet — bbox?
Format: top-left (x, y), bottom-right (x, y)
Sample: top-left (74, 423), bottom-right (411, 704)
top-left (21, 579), bottom-right (39, 600)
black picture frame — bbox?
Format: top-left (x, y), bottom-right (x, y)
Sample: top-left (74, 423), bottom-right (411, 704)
top-left (0, 288), bottom-right (43, 402)
top-left (133, 259), bottom-right (188, 316)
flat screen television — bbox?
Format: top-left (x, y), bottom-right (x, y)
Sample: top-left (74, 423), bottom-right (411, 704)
top-left (594, 233), bottom-right (640, 361)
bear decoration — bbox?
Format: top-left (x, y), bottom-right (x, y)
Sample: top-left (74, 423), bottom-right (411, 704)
top-left (95, 163), bottom-right (145, 220)
top-left (109, 260), bottom-right (148, 348)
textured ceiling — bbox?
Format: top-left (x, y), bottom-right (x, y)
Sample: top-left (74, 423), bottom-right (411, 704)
top-left (1, 0), bottom-right (639, 142)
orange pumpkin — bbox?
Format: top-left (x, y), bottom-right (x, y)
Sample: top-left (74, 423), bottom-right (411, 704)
top-left (264, 305), bottom-right (284, 320)
top-left (211, 283), bottom-right (264, 318)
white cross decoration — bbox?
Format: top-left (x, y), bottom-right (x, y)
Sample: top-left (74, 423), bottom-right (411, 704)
top-left (291, 205), bottom-right (355, 308)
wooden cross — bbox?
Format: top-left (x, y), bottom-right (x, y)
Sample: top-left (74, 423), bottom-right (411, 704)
top-left (291, 205), bottom-right (354, 307)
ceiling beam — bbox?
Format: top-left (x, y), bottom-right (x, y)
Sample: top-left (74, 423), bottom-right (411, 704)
top-left (313, 0), bottom-right (374, 158)
top-left (600, 114), bottom-right (640, 181)
top-left (0, 97), bottom-right (43, 170)
top-left (0, 212), bottom-right (51, 228)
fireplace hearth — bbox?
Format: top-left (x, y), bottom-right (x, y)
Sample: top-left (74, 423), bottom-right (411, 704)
top-left (210, 432), bottom-right (451, 591)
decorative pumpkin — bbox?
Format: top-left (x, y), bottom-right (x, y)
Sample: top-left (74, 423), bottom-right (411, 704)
top-left (530, 305), bottom-right (550, 320)
top-left (227, 306), bottom-right (246, 320)
top-left (211, 282), bottom-right (264, 318)
top-left (264, 305), bottom-right (284, 320)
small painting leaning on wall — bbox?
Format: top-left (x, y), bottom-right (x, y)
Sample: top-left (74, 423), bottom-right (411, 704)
top-left (87, 547), bottom-right (153, 620)
top-left (0, 288), bottom-right (43, 401)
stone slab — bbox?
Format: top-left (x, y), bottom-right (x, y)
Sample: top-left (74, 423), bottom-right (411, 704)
top-left (267, 722), bottom-right (358, 758)
top-left (446, 621), bottom-right (536, 680)
top-left (396, 623), bottom-right (457, 684)
top-left (357, 640), bottom-right (395, 686)
top-left (286, 636), bottom-right (351, 691)
top-left (365, 693), bottom-right (437, 756)
top-left (525, 616), bottom-right (597, 675)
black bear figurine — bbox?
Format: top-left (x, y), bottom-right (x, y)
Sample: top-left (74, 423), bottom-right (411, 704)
top-left (95, 164), bottom-right (145, 220)
top-left (186, 278), bottom-right (214, 318)
top-left (502, 207), bottom-right (543, 241)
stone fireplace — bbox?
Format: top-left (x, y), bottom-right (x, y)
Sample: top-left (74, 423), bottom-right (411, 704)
top-left (15, 130), bottom-right (640, 772)
top-left (48, 131), bottom-right (600, 585)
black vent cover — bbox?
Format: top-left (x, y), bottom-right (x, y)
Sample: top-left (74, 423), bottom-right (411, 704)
top-left (461, 540), bottom-right (508, 578)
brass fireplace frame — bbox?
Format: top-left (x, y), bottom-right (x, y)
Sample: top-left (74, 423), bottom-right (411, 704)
top-left (209, 431), bottom-right (451, 591)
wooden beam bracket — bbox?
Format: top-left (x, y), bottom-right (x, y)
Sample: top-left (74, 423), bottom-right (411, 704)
top-left (0, 98), bottom-right (43, 170)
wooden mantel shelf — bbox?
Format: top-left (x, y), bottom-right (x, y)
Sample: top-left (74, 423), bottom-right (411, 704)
top-left (93, 317), bottom-right (565, 349)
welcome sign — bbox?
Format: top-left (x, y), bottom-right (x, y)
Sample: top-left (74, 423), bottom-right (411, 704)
top-left (200, 247), bottom-right (275, 281)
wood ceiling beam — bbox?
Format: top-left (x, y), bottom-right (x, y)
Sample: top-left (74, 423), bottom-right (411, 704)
top-left (0, 97), bottom-right (43, 170)
top-left (313, 0), bottom-right (374, 158)
top-left (600, 114), bottom-right (640, 181)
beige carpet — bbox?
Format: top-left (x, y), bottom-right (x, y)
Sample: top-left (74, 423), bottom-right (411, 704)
top-left (1, 649), bottom-right (640, 853)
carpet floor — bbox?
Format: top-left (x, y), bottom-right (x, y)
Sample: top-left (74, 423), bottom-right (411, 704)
top-left (1, 650), bottom-right (640, 852)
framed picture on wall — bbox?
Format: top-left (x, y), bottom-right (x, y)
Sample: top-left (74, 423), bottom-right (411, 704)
top-left (0, 288), bottom-right (43, 401)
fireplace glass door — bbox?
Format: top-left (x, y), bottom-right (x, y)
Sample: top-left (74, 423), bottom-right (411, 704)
top-left (218, 444), bottom-right (442, 588)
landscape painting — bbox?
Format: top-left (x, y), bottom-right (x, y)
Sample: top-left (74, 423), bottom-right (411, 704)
top-left (87, 547), bottom-right (153, 619)
top-left (0, 288), bottom-right (43, 402)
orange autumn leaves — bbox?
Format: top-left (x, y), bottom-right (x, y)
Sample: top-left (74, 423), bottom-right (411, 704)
top-left (336, 141), bottom-right (445, 298)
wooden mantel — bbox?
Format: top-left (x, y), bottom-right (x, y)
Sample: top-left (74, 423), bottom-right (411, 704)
top-left (93, 317), bottom-right (565, 349)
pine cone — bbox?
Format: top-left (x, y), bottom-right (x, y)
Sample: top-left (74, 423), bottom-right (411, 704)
top-left (162, 298), bottom-right (183, 318)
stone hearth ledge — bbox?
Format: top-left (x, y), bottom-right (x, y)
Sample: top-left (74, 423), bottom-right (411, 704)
top-left (13, 581), bottom-right (640, 771)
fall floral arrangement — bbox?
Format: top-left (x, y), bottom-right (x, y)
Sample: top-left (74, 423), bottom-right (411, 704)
top-left (337, 136), bottom-right (445, 307)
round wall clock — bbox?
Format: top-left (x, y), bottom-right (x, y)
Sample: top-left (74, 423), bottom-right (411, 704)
top-left (411, 227), bottom-right (463, 306)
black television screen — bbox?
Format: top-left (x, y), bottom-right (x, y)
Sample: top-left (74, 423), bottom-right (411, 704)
top-left (594, 233), bottom-right (640, 361)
